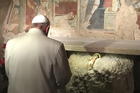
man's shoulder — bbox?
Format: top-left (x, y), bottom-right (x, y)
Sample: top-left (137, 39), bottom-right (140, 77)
top-left (47, 37), bottom-right (63, 46)
top-left (6, 34), bottom-right (25, 46)
top-left (6, 37), bottom-right (18, 47)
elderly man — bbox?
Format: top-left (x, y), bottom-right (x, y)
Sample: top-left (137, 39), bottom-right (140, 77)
top-left (5, 14), bottom-right (72, 93)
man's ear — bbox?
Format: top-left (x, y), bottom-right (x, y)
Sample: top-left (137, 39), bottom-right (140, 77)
top-left (45, 25), bottom-right (50, 32)
top-left (40, 24), bottom-right (44, 29)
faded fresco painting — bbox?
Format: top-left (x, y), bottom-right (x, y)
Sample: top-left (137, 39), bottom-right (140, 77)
top-left (80, 0), bottom-right (118, 31)
top-left (3, 0), bottom-right (20, 33)
top-left (2, 0), bottom-right (21, 42)
top-left (26, 0), bottom-right (49, 25)
top-left (53, 0), bottom-right (77, 31)
top-left (1, 0), bottom-right (140, 40)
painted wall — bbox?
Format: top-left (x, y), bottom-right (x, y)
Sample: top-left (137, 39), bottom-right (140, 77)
top-left (1, 0), bottom-right (140, 42)
top-left (25, 0), bottom-right (140, 40)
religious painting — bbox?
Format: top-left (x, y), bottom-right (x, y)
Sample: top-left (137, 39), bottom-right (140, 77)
top-left (45, 0), bottom-right (140, 40)
top-left (3, 0), bottom-right (20, 33)
top-left (53, 0), bottom-right (78, 31)
top-left (2, 0), bottom-right (23, 42)
top-left (80, 0), bottom-right (118, 31)
top-left (26, 0), bottom-right (49, 25)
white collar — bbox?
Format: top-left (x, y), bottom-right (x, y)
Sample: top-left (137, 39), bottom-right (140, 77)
top-left (27, 28), bottom-right (43, 35)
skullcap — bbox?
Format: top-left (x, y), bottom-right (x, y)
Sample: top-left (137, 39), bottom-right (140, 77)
top-left (32, 14), bottom-right (48, 24)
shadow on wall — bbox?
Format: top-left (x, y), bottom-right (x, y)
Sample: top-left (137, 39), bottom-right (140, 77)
top-left (84, 40), bottom-right (115, 52)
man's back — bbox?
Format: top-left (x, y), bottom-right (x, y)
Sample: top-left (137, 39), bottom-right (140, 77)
top-left (5, 28), bottom-right (71, 93)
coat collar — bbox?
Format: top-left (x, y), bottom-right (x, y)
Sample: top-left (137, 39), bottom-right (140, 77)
top-left (27, 28), bottom-right (43, 35)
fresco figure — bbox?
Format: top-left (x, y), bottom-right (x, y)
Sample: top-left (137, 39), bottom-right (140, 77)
top-left (82, 0), bottom-right (106, 30)
top-left (88, 0), bottom-right (105, 29)
top-left (84, 0), bottom-right (100, 28)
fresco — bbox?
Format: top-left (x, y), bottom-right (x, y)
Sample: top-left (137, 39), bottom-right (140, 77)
top-left (25, 0), bottom-right (140, 39)
top-left (51, 0), bottom-right (119, 31)
top-left (26, 0), bottom-right (49, 25)
top-left (80, 0), bottom-right (117, 31)
top-left (3, 0), bottom-right (20, 34)
top-left (1, 0), bottom-right (21, 42)
top-left (53, 0), bottom-right (77, 30)
top-left (1, 0), bottom-right (140, 40)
